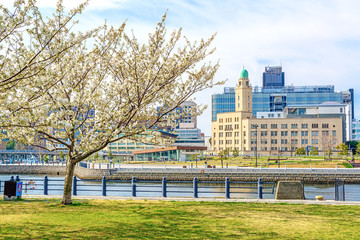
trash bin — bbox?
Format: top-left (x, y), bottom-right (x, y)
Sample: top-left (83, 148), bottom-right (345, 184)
top-left (4, 181), bottom-right (22, 201)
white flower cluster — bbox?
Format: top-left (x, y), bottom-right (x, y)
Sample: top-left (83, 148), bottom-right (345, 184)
top-left (0, 3), bottom-right (221, 166)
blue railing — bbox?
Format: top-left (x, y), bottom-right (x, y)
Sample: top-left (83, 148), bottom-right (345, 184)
top-left (0, 176), bottom-right (275, 200)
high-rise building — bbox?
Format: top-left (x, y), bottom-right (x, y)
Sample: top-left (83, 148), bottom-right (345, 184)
top-left (211, 87), bottom-right (235, 121)
top-left (262, 66), bottom-right (285, 89)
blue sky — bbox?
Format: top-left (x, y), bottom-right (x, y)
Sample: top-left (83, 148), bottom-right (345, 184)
top-left (3, 0), bottom-right (360, 135)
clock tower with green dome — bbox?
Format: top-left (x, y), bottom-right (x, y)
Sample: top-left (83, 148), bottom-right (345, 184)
top-left (235, 68), bottom-right (252, 116)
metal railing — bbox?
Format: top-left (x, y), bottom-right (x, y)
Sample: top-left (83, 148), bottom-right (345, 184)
top-left (0, 176), bottom-right (275, 200)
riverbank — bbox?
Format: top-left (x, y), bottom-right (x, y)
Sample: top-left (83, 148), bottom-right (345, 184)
top-left (1, 198), bottom-right (359, 239)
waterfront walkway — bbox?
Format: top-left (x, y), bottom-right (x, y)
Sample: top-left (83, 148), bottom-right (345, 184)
top-left (2, 194), bottom-right (360, 205)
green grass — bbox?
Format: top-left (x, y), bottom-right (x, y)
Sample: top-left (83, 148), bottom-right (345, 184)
top-left (1, 199), bottom-right (360, 239)
top-left (342, 162), bottom-right (354, 168)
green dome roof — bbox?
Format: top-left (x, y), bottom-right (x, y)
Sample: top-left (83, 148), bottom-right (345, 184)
top-left (240, 68), bottom-right (248, 78)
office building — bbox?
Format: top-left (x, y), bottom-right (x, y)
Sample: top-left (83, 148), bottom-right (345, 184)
top-left (211, 69), bottom-right (344, 155)
top-left (352, 120), bottom-right (360, 141)
top-left (263, 66), bottom-right (285, 88)
top-left (211, 66), bottom-right (354, 140)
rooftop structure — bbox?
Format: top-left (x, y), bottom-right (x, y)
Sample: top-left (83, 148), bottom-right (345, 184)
top-left (262, 66), bottom-right (285, 89)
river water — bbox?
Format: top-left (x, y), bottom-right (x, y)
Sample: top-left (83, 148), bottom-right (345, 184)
top-left (1, 174), bottom-right (359, 201)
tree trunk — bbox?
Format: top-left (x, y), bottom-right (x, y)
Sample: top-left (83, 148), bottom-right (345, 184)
top-left (62, 160), bottom-right (76, 205)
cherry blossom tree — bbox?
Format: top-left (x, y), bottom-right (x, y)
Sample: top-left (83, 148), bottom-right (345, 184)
top-left (2, 9), bottom-right (221, 204)
top-left (0, 1), bottom-right (93, 100)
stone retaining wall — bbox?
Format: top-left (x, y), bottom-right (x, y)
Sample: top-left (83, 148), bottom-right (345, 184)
top-left (107, 172), bottom-right (360, 183)
top-left (1, 165), bottom-right (360, 183)
top-left (0, 165), bottom-right (66, 175)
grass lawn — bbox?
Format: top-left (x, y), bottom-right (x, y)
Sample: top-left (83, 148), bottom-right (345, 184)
top-left (0, 199), bottom-right (360, 239)
top-left (124, 158), bottom-right (351, 169)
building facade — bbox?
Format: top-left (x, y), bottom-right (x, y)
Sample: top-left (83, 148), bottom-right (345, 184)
top-left (211, 66), bottom-right (354, 140)
top-left (352, 120), bottom-right (360, 141)
top-left (211, 69), bottom-right (344, 156)
top-left (263, 66), bottom-right (285, 89)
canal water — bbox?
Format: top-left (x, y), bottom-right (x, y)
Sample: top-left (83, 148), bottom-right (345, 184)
top-left (1, 174), bottom-right (359, 201)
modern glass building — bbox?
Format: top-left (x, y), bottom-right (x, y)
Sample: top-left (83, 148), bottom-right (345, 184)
top-left (173, 128), bottom-right (205, 147)
top-left (211, 87), bottom-right (235, 121)
top-left (263, 66), bottom-right (285, 88)
top-left (212, 85), bottom-right (345, 121)
top-left (352, 120), bottom-right (360, 141)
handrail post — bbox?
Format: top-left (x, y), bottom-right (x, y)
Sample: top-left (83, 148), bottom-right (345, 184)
top-left (72, 176), bottom-right (77, 196)
top-left (193, 177), bottom-right (198, 198)
top-left (102, 176), bottom-right (107, 196)
top-left (44, 176), bottom-right (48, 195)
top-left (258, 178), bottom-right (263, 199)
top-left (131, 177), bottom-right (136, 197)
top-left (162, 177), bottom-right (167, 198)
top-left (225, 177), bottom-right (230, 199)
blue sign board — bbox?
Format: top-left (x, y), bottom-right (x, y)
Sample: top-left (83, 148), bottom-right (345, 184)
top-left (16, 182), bottom-right (22, 197)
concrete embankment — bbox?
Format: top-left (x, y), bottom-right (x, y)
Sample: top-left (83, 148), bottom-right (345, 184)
top-left (106, 170), bottom-right (360, 183)
top-left (0, 165), bottom-right (111, 179)
top-left (2, 165), bottom-right (360, 183)
top-left (0, 165), bottom-right (66, 175)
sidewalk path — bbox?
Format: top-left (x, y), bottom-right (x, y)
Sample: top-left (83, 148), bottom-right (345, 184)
top-left (2, 194), bottom-right (360, 206)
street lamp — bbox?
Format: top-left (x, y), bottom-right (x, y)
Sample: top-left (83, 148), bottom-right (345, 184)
top-left (254, 124), bottom-right (259, 168)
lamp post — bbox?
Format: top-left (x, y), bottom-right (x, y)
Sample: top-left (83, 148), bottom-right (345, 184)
top-left (254, 124), bottom-right (258, 168)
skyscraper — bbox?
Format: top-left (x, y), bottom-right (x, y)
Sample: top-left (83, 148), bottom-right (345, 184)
top-left (262, 66), bottom-right (285, 88)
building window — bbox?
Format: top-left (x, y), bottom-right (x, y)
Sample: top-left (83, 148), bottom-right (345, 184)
top-left (312, 139), bottom-right (318, 144)
top-left (261, 124), bottom-right (267, 129)
top-left (225, 125), bottom-right (233, 131)
top-left (261, 131), bottom-right (268, 136)
top-left (322, 131), bottom-right (329, 136)
top-left (301, 131), bottom-right (308, 137)
top-left (219, 132), bottom-right (223, 137)
top-left (225, 132), bottom-right (232, 137)
top-left (332, 131), bottom-right (336, 136)
top-left (219, 125), bottom-right (223, 130)
top-left (312, 131), bottom-right (318, 136)
top-left (291, 131), bottom-right (298, 136)
top-left (281, 131), bottom-right (288, 136)
top-left (301, 139), bottom-right (308, 144)
top-left (312, 123), bottom-right (318, 128)
top-left (301, 123), bottom-right (308, 128)
top-left (322, 123), bottom-right (329, 128)
top-left (271, 131), bottom-right (277, 136)
top-left (271, 124), bottom-right (277, 129)
top-left (291, 124), bottom-right (298, 129)
top-left (281, 124), bottom-right (287, 129)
